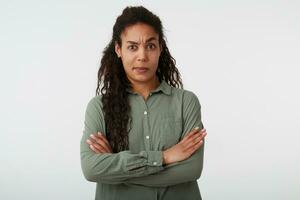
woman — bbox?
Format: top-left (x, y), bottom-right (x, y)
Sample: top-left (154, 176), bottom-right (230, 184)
top-left (80, 6), bottom-right (207, 200)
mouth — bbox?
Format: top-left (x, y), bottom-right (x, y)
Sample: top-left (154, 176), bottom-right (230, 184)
top-left (133, 67), bottom-right (149, 73)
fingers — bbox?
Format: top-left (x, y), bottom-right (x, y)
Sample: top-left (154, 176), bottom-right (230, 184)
top-left (97, 132), bottom-right (111, 147)
top-left (87, 138), bottom-right (108, 153)
top-left (195, 129), bottom-right (206, 141)
top-left (181, 127), bottom-right (201, 142)
top-left (184, 129), bottom-right (207, 151)
top-left (97, 133), bottom-right (113, 152)
top-left (86, 132), bottom-right (112, 153)
top-left (191, 139), bottom-right (204, 152)
top-left (89, 143), bottom-right (101, 153)
top-left (186, 132), bottom-right (207, 154)
top-left (91, 134), bottom-right (111, 152)
top-left (182, 128), bottom-right (206, 143)
top-left (190, 129), bottom-right (206, 145)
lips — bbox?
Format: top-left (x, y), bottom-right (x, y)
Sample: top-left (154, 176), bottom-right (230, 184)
top-left (133, 67), bottom-right (149, 73)
top-left (133, 67), bottom-right (148, 70)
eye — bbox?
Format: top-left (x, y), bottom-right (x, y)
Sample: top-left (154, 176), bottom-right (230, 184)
top-left (128, 45), bottom-right (137, 51)
top-left (146, 43), bottom-right (156, 50)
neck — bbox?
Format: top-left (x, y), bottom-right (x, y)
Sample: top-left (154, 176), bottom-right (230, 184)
top-left (130, 77), bottom-right (160, 96)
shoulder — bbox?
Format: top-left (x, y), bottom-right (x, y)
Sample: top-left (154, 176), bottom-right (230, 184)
top-left (171, 87), bottom-right (200, 105)
top-left (83, 95), bottom-right (106, 130)
top-left (85, 95), bottom-right (103, 113)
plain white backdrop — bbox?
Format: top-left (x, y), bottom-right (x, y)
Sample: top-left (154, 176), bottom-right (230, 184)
top-left (0, 0), bottom-right (299, 199)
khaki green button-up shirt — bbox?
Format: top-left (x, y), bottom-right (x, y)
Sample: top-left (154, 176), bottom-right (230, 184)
top-left (80, 80), bottom-right (205, 200)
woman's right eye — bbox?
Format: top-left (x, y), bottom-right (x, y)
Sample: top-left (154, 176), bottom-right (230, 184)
top-left (128, 45), bottom-right (137, 51)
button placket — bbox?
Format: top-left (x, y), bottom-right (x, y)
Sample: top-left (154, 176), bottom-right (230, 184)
top-left (142, 99), bottom-right (151, 150)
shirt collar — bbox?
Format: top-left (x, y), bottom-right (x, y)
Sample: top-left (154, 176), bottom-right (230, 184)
top-left (126, 79), bottom-right (172, 95)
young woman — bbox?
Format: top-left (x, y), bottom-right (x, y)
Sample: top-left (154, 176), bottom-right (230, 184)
top-left (80, 6), bottom-right (207, 200)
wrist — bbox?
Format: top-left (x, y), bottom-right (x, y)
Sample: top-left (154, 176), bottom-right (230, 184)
top-left (162, 151), bottom-right (169, 165)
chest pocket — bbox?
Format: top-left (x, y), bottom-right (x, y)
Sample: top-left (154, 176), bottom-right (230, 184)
top-left (159, 117), bottom-right (183, 150)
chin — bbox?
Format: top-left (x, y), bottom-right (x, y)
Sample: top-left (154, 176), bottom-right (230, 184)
top-left (130, 75), bottom-right (154, 83)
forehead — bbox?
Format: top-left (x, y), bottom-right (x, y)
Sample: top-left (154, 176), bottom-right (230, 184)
top-left (121, 23), bottom-right (159, 42)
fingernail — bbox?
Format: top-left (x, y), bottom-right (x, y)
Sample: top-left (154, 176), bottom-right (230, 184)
top-left (98, 132), bottom-right (102, 135)
top-left (90, 134), bottom-right (95, 138)
top-left (86, 139), bottom-right (91, 144)
top-left (194, 126), bottom-right (199, 130)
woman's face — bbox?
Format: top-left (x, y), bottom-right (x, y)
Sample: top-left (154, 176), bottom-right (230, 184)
top-left (115, 23), bottom-right (162, 84)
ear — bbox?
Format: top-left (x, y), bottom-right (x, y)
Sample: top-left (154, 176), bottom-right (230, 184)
top-left (115, 42), bottom-right (121, 58)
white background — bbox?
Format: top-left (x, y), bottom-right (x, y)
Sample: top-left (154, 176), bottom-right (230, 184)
top-left (1, 0), bottom-right (299, 199)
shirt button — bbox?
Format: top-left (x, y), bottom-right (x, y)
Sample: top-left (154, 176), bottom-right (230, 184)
top-left (153, 161), bottom-right (157, 165)
top-left (144, 111), bottom-right (147, 115)
top-left (146, 135), bottom-right (150, 139)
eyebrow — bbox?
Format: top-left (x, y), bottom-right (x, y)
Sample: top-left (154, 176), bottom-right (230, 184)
top-left (126, 37), bottom-right (157, 44)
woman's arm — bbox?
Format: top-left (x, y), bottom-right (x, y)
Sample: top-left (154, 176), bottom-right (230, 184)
top-left (80, 97), bottom-right (165, 184)
top-left (81, 91), bottom-right (206, 186)
top-left (122, 91), bottom-right (206, 187)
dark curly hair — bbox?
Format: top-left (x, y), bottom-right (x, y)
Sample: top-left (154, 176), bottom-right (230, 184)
top-left (96, 6), bottom-right (183, 153)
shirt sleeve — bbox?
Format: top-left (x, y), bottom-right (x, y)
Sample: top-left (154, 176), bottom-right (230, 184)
top-left (122, 91), bottom-right (205, 187)
top-left (80, 96), bottom-right (164, 183)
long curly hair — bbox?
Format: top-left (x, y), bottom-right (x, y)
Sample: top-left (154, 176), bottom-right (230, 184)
top-left (96, 6), bottom-right (183, 153)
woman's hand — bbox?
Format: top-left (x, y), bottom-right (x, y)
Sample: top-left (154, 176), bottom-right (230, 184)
top-left (163, 127), bottom-right (207, 165)
top-left (86, 132), bottom-right (113, 153)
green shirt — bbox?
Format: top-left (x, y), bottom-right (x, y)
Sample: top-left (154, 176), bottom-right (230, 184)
top-left (80, 80), bottom-right (205, 200)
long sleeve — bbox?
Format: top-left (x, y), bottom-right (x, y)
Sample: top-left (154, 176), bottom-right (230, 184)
top-left (124, 91), bottom-right (205, 187)
top-left (80, 97), bottom-right (165, 183)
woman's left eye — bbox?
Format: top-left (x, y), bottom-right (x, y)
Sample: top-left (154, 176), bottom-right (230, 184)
top-left (147, 44), bottom-right (156, 50)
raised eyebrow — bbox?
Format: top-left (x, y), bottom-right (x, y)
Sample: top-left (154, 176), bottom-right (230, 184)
top-left (126, 41), bottom-right (139, 45)
top-left (126, 37), bottom-right (158, 45)
top-left (145, 37), bottom-right (157, 43)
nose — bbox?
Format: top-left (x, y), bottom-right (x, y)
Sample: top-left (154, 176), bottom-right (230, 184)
top-left (137, 48), bottom-right (147, 62)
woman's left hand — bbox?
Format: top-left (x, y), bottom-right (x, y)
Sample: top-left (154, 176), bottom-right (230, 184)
top-left (86, 132), bottom-right (113, 153)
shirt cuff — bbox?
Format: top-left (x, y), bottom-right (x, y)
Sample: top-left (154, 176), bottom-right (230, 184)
top-left (146, 151), bottom-right (163, 167)
top-left (125, 151), bottom-right (164, 173)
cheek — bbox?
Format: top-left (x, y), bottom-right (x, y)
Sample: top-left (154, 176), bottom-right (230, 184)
top-left (149, 53), bottom-right (160, 65)
top-left (121, 54), bottom-right (134, 68)
top-left (121, 58), bottom-right (136, 76)
top-left (122, 62), bottom-right (131, 75)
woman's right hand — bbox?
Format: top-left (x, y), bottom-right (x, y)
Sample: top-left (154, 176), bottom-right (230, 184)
top-left (162, 127), bottom-right (207, 165)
